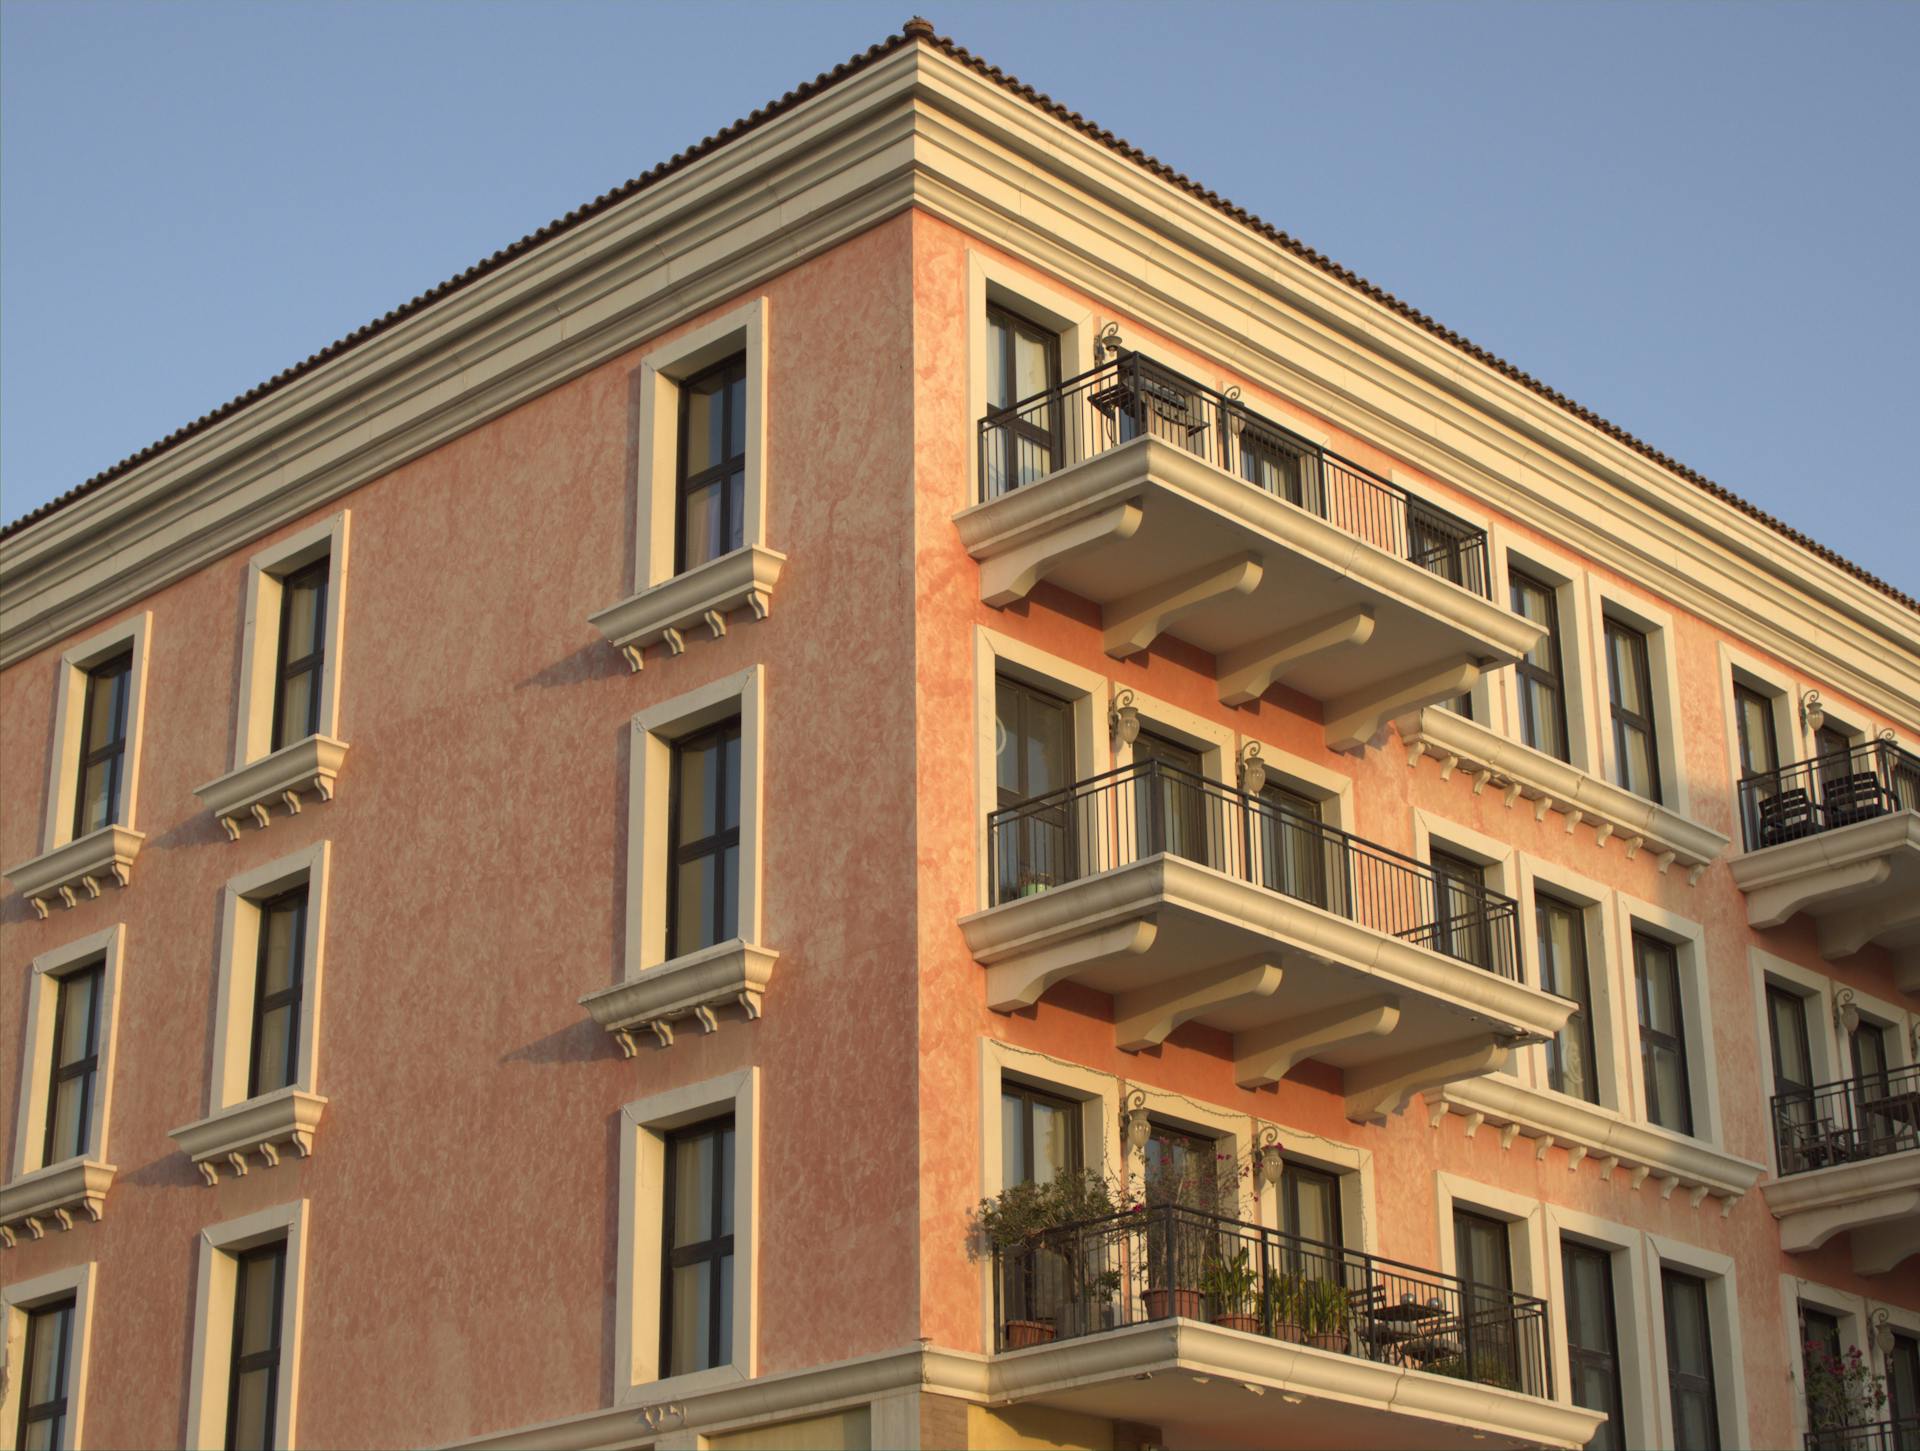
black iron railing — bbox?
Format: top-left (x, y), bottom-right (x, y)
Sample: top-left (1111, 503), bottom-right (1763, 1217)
top-left (992, 1203), bottom-right (1551, 1397)
top-left (1772, 1063), bottom-right (1920, 1176)
top-left (1805, 1419), bottom-right (1920, 1451)
top-left (988, 758), bottom-right (1521, 980)
top-left (1738, 738), bottom-right (1920, 852)
top-left (977, 351), bottom-right (1492, 597)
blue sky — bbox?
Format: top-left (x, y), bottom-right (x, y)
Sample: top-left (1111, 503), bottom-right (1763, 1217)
top-left (3, 1), bottom-right (1915, 593)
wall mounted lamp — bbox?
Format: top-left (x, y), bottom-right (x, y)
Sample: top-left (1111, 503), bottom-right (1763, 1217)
top-left (1238, 741), bottom-right (1268, 796)
top-left (1094, 322), bottom-right (1124, 364)
top-left (1800, 689), bottom-right (1826, 736)
top-left (1833, 988), bottom-right (1861, 1035)
top-left (1110, 689), bottom-right (1141, 750)
top-left (1124, 1089), bottom-right (1152, 1153)
top-left (1254, 1125), bottom-right (1285, 1186)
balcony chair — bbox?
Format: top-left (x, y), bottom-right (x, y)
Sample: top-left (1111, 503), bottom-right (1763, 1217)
top-left (1756, 788), bottom-right (1819, 846)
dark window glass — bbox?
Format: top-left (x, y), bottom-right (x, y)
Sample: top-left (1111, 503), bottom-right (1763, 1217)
top-left (1662, 1268), bottom-right (1721, 1451)
top-left (17, 1297), bottom-right (74, 1451)
top-left (1238, 419), bottom-right (1322, 513)
top-left (1255, 783), bottom-right (1328, 909)
top-left (71, 652), bottom-right (131, 838)
top-left (1278, 1160), bottom-right (1341, 1248)
top-left (1767, 985), bottom-right (1817, 1166)
top-left (1887, 1332), bottom-right (1920, 1447)
top-left (226, 1242), bottom-right (286, 1451)
top-left (1605, 619), bottom-right (1662, 803)
top-left (1432, 848), bottom-right (1492, 970)
top-left (667, 720), bottom-right (742, 959)
top-left (983, 306), bottom-right (1060, 495)
top-left (1537, 893), bottom-right (1598, 1103)
top-left (1635, 932), bottom-right (1692, 1135)
top-left (1143, 1123), bottom-right (1219, 1212)
top-left (661, 1116), bottom-right (735, 1378)
top-left (1001, 1083), bottom-right (1081, 1188)
top-left (1133, 731), bottom-right (1207, 866)
top-left (1438, 690), bottom-right (1474, 720)
top-left (248, 890), bottom-right (307, 1098)
top-left (43, 964), bottom-right (103, 1165)
top-left (1563, 1241), bottom-right (1625, 1451)
top-left (676, 356), bottom-right (748, 572)
top-left (1511, 570), bottom-right (1569, 761)
top-left (1454, 1208), bottom-right (1520, 1388)
top-left (1801, 1305), bottom-right (1845, 1438)
top-left (993, 677), bottom-right (1076, 900)
top-left (1734, 684), bottom-right (1780, 779)
top-left (271, 559), bottom-right (328, 752)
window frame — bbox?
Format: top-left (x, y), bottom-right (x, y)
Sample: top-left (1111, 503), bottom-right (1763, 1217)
top-left (1509, 566), bottom-right (1571, 763)
top-left (268, 557), bottom-right (329, 753)
top-left (1733, 681), bottom-right (1782, 780)
top-left (673, 354), bottom-right (749, 575)
top-left (664, 717), bottom-right (743, 961)
top-left (982, 302), bottom-right (1063, 496)
top-left (185, 1201), bottom-right (308, 1451)
top-left (69, 651), bottom-right (133, 843)
top-left (41, 961), bottom-right (104, 1168)
top-left (658, 1114), bottom-right (736, 1381)
top-left (207, 844), bottom-right (331, 1114)
top-left (1001, 1081), bottom-right (1084, 1187)
top-left (1605, 615), bottom-right (1663, 803)
top-left (1661, 1266), bottom-right (1723, 1451)
top-left (34, 612), bottom-right (153, 855)
top-left (1634, 929), bottom-right (1694, 1136)
top-left (1536, 890), bottom-right (1599, 1104)
top-left (1, 1263), bottom-right (97, 1451)
top-left (225, 1241), bottom-right (288, 1451)
top-left (246, 888), bottom-right (309, 1101)
top-left (16, 1295), bottom-right (75, 1451)
top-left (1561, 1237), bottom-right (1627, 1451)
top-left (230, 513), bottom-right (349, 770)
top-left (10, 925), bottom-right (125, 1183)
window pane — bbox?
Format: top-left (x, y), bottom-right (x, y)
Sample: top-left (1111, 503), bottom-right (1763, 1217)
top-left (717, 1254), bottom-right (734, 1361)
top-left (685, 373), bottom-right (725, 476)
top-left (1768, 990), bottom-right (1812, 1088)
top-left (85, 666), bottom-right (126, 748)
top-left (230, 1368), bottom-right (273, 1451)
top-left (1030, 1098), bottom-right (1073, 1185)
top-left (681, 480), bottom-right (723, 569)
top-left (671, 1262), bottom-right (713, 1373)
top-left (283, 575), bottom-right (324, 661)
top-left (1608, 628), bottom-right (1645, 714)
top-left (1618, 722), bottom-right (1656, 798)
top-left (1014, 329), bottom-right (1052, 400)
top-left (678, 738), bottom-right (720, 841)
top-left (1647, 1046), bottom-right (1689, 1130)
top-left (727, 375), bottom-right (746, 457)
top-left (719, 846), bottom-right (739, 943)
top-left (1736, 689), bottom-right (1777, 776)
top-left (25, 1303), bottom-right (69, 1403)
top-left (1667, 1275), bottom-right (1711, 1375)
top-left (261, 902), bottom-right (301, 997)
top-left (1287, 1166), bottom-right (1338, 1247)
top-left (76, 758), bottom-right (114, 836)
top-left (721, 732), bottom-right (741, 829)
top-left (56, 973), bottom-right (95, 1065)
top-left (1520, 677), bottom-right (1565, 758)
top-left (1001, 1093), bottom-right (1025, 1187)
top-left (986, 317), bottom-right (1010, 410)
top-left (672, 1134), bottom-right (715, 1248)
top-left (276, 671), bottom-right (316, 746)
top-left (675, 857), bottom-right (718, 953)
top-left (719, 1128), bottom-right (735, 1236)
top-left (49, 1075), bottom-right (88, 1161)
top-left (253, 1004), bottom-right (295, 1093)
top-left (1639, 942), bottom-right (1679, 1033)
top-left (23, 1419), bottom-right (56, 1451)
top-left (239, 1254), bottom-right (280, 1357)
top-left (724, 471), bottom-right (745, 555)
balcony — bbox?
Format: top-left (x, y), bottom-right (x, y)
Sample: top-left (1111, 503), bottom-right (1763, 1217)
top-left (1732, 740), bottom-right (1920, 987)
top-left (961, 761), bottom-right (1575, 1122)
top-left (1763, 1064), bottom-right (1920, 1276)
top-left (988, 1203), bottom-right (1602, 1451)
top-left (959, 354), bottom-right (1544, 749)
top-left (1805, 1420), bottom-right (1920, 1451)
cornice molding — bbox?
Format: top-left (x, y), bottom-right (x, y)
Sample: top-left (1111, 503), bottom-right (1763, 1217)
top-left (3, 824), bottom-right (144, 919)
top-left (168, 1087), bottom-right (328, 1186)
top-left (0, 1158), bottom-right (116, 1248)
top-left (578, 939), bottom-right (776, 1056)
top-left (194, 734), bottom-right (349, 842)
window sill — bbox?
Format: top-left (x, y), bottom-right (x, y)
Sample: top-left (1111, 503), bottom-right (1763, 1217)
top-left (169, 1086), bottom-right (328, 1186)
top-left (1432, 1076), bottom-right (1763, 1212)
top-left (589, 545), bottom-right (786, 671)
top-left (617, 1362), bottom-right (748, 1407)
top-left (194, 734), bottom-right (349, 841)
top-left (1394, 706), bottom-right (1727, 881)
top-left (0, 1158), bottom-right (116, 1247)
top-left (4, 825), bottom-right (145, 918)
top-left (579, 938), bottom-right (776, 1054)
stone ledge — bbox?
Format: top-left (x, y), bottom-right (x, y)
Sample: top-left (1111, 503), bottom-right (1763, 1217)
top-left (590, 546), bottom-right (786, 671)
top-left (169, 1087), bottom-right (329, 1185)
top-left (5, 825), bottom-right (145, 918)
top-left (580, 939), bottom-right (776, 1054)
top-left (195, 734), bottom-right (348, 841)
top-left (0, 1159), bottom-right (116, 1247)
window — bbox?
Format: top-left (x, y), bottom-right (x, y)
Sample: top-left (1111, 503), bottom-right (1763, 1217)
top-left (247, 890), bottom-right (308, 1099)
top-left (983, 305), bottom-right (1060, 497)
top-left (1432, 848), bottom-right (1492, 970)
top-left (993, 676), bottom-right (1075, 899)
top-left (661, 1116), bottom-right (735, 1379)
top-left (269, 559), bottom-right (328, 752)
top-left (1001, 1083), bottom-right (1081, 1187)
top-left (667, 720), bottom-right (741, 960)
top-left (676, 356), bottom-right (747, 573)
top-left (226, 1243), bottom-right (287, 1451)
top-left (1562, 1241), bottom-right (1625, 1451)
top-left (1606, 618), bottom-right (1662, 802)
top-left (16, 1297), bottom-right (75, 1451)
top-left (70, 653), bottom-right (131, 840)
top-left (1144, 1123), bottom-right (1219, 1211)
top-left (1734, 683), bottom-right (1780, 780)
top-left (1661, 1268), bottom-right (1720, 1450)
top-left (1537, 893), bottom-right (1597, 1103)
top-left (1133, 730), bottom-right (1208, 865)
top-left (42, 963), bottom-right (103, 1166)
top-left (1888, 1332), bottom-right (1919, 1447)
top-left (1453, 1208), bottom-right (1520, 1387)
top-left (1766, 985), bottom-right (1816, 1165)
top-left (1510, 570), bottom-right (1569, 761)
top-left (1277, 1160), bottom-right (1341, 1248)
top-left (1238, 418), bottom-right (1321, 513)
top-left (1635, 932), bottom-right (1692, 1134)
top-left (1255, 783), bottom-right (1327, 908)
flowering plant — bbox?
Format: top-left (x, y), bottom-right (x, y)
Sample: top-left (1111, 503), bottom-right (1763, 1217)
top-left (1804, 1342), bottom-right (1887, 1430)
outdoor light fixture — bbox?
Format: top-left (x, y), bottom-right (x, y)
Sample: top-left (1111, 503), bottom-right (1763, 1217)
top-left (1800, 689), bottom-right (1826, 736)
top-left (1255, 1125), bottom-right (1285, 1186)
top-left (1094, 321), bottom-right (1124, 363)
top-left (1238, 741), bottom-right (1268, 796)
top-left (1124, 1088), bottom-right (1152, 1153)
top-left (1110, 689), bottom-right (1141, 749)
top-left (1871, 1309), bottom-right (1895, 1357)
top-left (1834, 988), bottom-right (1861, 1035)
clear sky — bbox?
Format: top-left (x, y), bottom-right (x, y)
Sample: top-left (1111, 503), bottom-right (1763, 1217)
top-left (2, 1), bottom-right (1915, 593)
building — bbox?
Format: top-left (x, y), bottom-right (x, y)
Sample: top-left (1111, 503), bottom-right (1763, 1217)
top-left (2, 18), bottom-right (1917, 1451)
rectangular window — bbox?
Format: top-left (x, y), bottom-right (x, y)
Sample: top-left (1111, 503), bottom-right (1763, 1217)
top-left (1133, 730), bottom-right (1207, 866)
top-left (1536, 893), bottom-right (1598, 1102)
top-left (675, 355), bottom-right (747, 573)
top-left (247, 890), bottom-right (308, 1099)
top-left (16, 1296), bottom-right (75, 1451)
top-left (1767, 985), bottom-right (1816, 1167)
top-left (1562, 1240), bottom-right (1625, 1451)
top-left (667, 719), bottom-right (742, 959)
top-left (1238, 418), bottom-right (1322, 513)
top-left (270, 558), bottom-right (329, 752)
top-left (992, 676), bottom-right (1075, 900)
top-left (1635, 932), bottom-right (1692, 1135)
top-left (984, 306), bottom-right (1060, 496)
top-left (1001, 1083), bottom-right (1081, 1188)
top-left (71, 653), bottom-right (132, 839)
top-left (1143, 1123), bottom-right (1218, 1211)
top-left (1606, 619), bottom-right (1662, 802)
top-left (1800, 1304), bottom-right (1845, 1441)
top-left (1887, 1332), bottom-right (1919, 1443)
top-left (42, 963), bottom-right (103, 1166)
top-left (226, 1243), bottom-right (286, 1451)
top-left (1255, 783), bottom-right (1327, 909)
top-left (1662, 1269), bottom-right (1721, 1451)
top-left (1453, 1208), bottom-right (1520, 1389)
top-left (1510, 570), bottom-right (1569, 761)
top-left (1432, 848), bottom-right (1492, 970)
top-left (1734, 684), bottom-right (1780, 779)
top-left (661, 1116), bottom-right (735, 1379)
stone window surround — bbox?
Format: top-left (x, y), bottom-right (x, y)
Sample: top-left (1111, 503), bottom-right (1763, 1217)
top-left (1587, 582), bottom-right (1691, 821)
top-left (1714, 642), bottom-right (1803, 817)
top-left (1510, 853), bottom-right (1625, 1116)
top-left (184, 1199), bottom-right (309, 1451)
top-left (1617, 892), bottom-right (1724, 1153)
top-left (616, 1067), bottom-right (759, 1404)
top-left (1433, 1170), bottom-right (1549, 1307)
top-left (1487, 529), bottom-right (1599, 775)
top-left (1538, 1203), bottom-right (1659, 1448)
top-left (0, 1260), bottom-right (98, 1446)
top-left (1646, 1233), bottom-right (1752, 1451)
top-left (229, 512), bottom-right (350, 769)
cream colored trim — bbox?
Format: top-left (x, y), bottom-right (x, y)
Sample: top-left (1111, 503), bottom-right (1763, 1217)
top-left (1489, 534), bottom-right (1599, 777)
top-left (589, 546), bottom-right (785, 671)
top-left (1512, 853), bottom-right (1622, 1108)
top-left (580, 940), bottom-right (776, 1055)
top-left (1616, 890), bottom-right (1722, 1148)
top-left (185, 1200), bottom-right (309, 1451)
top-left (1, 1260), bottom-right (97, 1448)
top-left (35, 611), bottom-right (153, 851)
top-left (1232, 732), bottom-right (1354, 833)
top-left (623, 665), bottom-right (767, 979)
top-left (169, 1088), bottom-right (329, 1188)
top-left (231, 512), bottom-right (349, 769)
top-left (9, 924), bottom-right (125, 1180)
top-left (1538, 1204), bottom-right (1658, 1448)
top-left (1433, 1171), bottom-right (1548, 1303)
top-left (1644, 1233), bottom-right (1751, 1451)
top-left (615, 1067), bottom-right (759, 1402)
top-left (4, 826), bottom-right (146, 921)
top-left (0, 1161), bottom-right (116, 1250)
top-left (1587, 582), bottom-right (1692, 820)
top-left (195, 734), bottom-right (349, 842)
top-left (965, 250), bottom-right (1096, 512)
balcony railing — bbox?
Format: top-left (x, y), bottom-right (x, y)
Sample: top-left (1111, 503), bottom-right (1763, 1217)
top-left (977, 351), bottom-right (1493, 598)
top-left (1772, 1063), bottom-right (1920, 1176)
top-left (992, 1202), bottom-right (1551, 1398)
top-left (1738, 739), bottom-right (1920, 853)
top-left (988, 758), bottom-right (1521, 980)
top-left (1805, 1419), bottom-right (1920, 1451)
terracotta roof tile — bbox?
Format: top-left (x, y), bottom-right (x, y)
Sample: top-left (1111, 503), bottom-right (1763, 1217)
top-left (5, 19), bottom-right (1912, 618)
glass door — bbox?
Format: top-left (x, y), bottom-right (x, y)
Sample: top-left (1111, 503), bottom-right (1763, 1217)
top-left (1453, 1209), bottom-right (1518, 1388)
top-left (1767, 986), bottom-right (1818, 1170)
top-left (994, 678), bottom-right (1075, 900)
top-left (984, 306), bottom-right (1060, 496)
top-left (1254, 782), bottom-right (1330, 909)
top-left (1133, 731), bottom-right (1209, 867)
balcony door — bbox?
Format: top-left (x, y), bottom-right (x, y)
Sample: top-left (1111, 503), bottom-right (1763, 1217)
top-left (1254, 782), bottom-right (1331, 910)
top-left (1453, 1208), bottom-right (1519, 1389)
top-left (1431, 849), bottom-right (1492, 970)
top-left (1001, 1083), bottom-right (1083, 1328)
top-left (1888, 1332), bottom-right (1920, 1451)
top-left (1133, 732), bottom-right (1209, 867)
top-left (1144, 1122), bottom-right (1220, 1305)
top-left (1800, 1305), bottom-right (1846, 1447)
top-left (1562, 1239), bottom-right (1626, 1451)
top-left (984, 306), bottom-right (1059, 497)
top-left (1277, 1159), bottom-right (1343, 1282)
top-left (1767, 985), bottom-right (1817, 1170)
top-left (994, 677), bottom-right (1075, 900)
top-left (1852, 1022), bottom-right (1914, 1156)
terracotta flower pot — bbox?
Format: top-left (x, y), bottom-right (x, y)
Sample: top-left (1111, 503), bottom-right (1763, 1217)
top-left (1308, 1332), bottom-right (1349, 1353)
top-left (1144, 1288), bottom-right (1205, 1321)
top-left (1212, 1313), bottom-right (1260, 1334)
top-left (1004, 1319), bottom-right (1056, 1349)
top-left (1273, 1319), bottom-right (1307, 1344)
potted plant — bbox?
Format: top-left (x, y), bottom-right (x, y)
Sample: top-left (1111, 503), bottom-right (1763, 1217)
top-left (1805, 1342), bottom-right (1888, 1443)
top-left (1263, 1269), bottom-right (1308, 1343)
top-left (1300, 1276), bottom-right (1351, 1353)
top-left (973, 1169), bottom-right (1132, 1349)
top-left (1201, 1248), bottom-right (1259, 1333)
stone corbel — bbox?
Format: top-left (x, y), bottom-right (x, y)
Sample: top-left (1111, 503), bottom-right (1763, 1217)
top-left (980, 501), bottom-right (1143, 607)
top-left (1344, 1034), bottom-right (1506, 1123)
top-left (1233, 997), bottom-right (1400, 1089)
top-left (1113, 959), bottom-right (1280, 1052)
top-left (1103, 554), bottom-right (1262, 659)
top-left (1215, 607), bottom-right (1374, 707)
top-left (983, 917), bottom-right (1157, 1013)
top-left (1324, 658), bottom-right (1481, 753)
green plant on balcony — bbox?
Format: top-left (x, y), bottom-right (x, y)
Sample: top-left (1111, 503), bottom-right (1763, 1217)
top-left (1263, 1269), bottom-right (1309, 1343)
top-left (972, 1169), bottom-right (1133, 1347)
top-left (1299, 1276), bottom-right (1352, 1351)
top-left (1200, 1247), bottom-right (1259, 1331)
top-left (1805, 1342), bottom-right (1888, 1435)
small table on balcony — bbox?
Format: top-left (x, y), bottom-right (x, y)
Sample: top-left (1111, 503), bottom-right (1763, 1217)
top-left (1363, 1299), bottom-right (1459, 1368)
